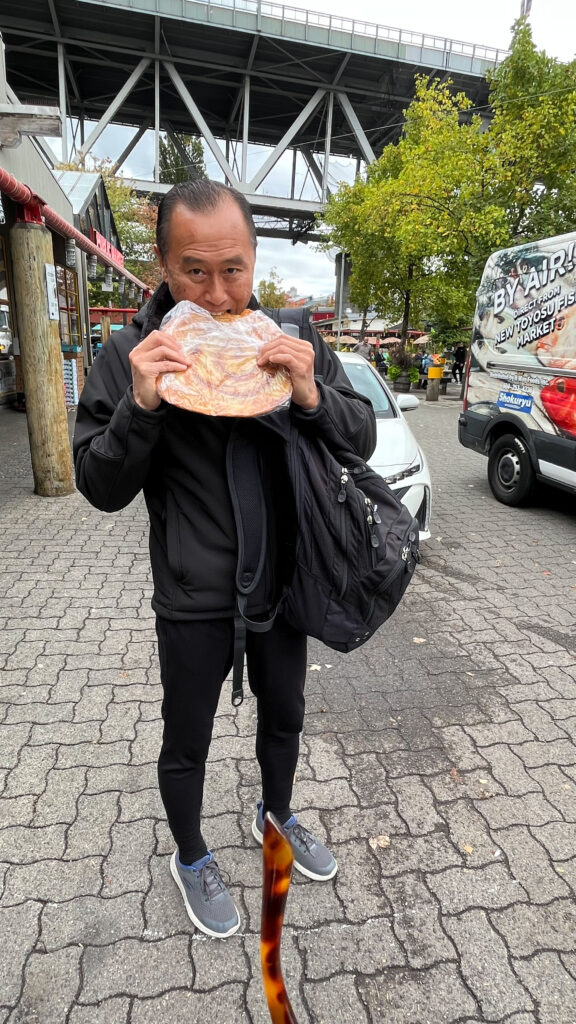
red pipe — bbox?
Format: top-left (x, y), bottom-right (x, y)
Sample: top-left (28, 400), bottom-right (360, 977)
top-left (0, 164), bottom-right (150, 294)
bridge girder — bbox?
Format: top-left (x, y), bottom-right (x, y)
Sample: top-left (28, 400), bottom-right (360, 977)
top-left (0, 0), bottom-right (501, 243)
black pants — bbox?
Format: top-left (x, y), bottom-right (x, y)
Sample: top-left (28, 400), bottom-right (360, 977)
top-left (155, 615), bottom-right (307, 863)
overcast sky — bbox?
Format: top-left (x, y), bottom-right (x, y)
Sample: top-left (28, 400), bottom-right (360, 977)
top-left (81, 0), bottom-right (575, 298)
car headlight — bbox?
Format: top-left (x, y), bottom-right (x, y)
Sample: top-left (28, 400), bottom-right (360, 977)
top-left (384, 452), bottom-right (423, 485)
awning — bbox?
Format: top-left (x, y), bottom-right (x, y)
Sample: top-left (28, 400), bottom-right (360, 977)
top-left (0, 164), bottom-right (150, 294)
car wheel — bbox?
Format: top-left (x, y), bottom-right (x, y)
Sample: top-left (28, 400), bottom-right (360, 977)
top-left (487, 433), bottom-right (535, 506)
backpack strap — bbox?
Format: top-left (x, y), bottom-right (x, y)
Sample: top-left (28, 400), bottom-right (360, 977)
top-left (226, 429), bottom-right (277, 706)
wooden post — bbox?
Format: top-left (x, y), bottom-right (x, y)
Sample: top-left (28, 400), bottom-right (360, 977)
top-left (100, 315), bottom-right (111, 343)
top-left (10, 221), bottom-right (75, 497)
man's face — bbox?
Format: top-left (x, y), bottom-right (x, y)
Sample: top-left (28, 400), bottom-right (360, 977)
top-left (155, 199), bottom-right (256, 315)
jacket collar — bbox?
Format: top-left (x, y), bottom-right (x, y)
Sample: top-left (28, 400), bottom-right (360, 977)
top-left (134, 282), bottom-right (260, 339)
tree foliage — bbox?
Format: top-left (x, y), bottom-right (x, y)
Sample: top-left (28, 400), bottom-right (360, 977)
top-left (159, 134), bottom-right (207, 184)
top-left (56, 158), bottom-right (160, 302)
top-left (320, 19), bottom-right (576, 346)
top-left (258, 267), bottom-right (287, 308)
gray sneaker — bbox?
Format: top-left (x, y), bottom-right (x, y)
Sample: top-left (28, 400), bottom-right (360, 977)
top-left (170, 851), bottom-right (240, 938)
top-left (252, 801), bottom-right (338, 881)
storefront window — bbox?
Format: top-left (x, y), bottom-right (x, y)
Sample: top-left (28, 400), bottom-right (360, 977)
top-left (56, 264), bottom-right (81, 351)
top-left (0, 236), bottom-right (13, 355)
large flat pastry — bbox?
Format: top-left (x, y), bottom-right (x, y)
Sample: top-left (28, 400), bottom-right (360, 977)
top-left (157, 302), bottom-right (292, 416)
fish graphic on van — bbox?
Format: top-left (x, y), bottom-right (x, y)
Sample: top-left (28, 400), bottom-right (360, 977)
top-left (540, 377), bottom-right (576, 439)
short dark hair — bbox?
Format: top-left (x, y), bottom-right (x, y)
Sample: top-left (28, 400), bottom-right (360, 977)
top-left (156, 179), bottom-right (257, 257)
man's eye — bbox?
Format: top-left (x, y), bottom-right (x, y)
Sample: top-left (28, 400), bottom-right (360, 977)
top-left (188, 268), bottom-right (203, 276)
top-left (225, 268), bottom-right (239, 275)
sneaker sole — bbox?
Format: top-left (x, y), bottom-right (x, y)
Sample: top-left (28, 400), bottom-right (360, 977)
top-left (251, 818), bottom-right (338, 882)
top-left (169, 852), bottom-right (240, 938)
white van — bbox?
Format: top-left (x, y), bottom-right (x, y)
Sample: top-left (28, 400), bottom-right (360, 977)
top-left (458, 230), bottom-right (576, 505)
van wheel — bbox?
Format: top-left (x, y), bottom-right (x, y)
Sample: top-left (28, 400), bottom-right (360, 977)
top-left (487, 433), bottom-right (534, 506)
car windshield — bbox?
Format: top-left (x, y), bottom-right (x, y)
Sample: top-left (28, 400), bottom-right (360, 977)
top-left (340, 361), bottom-right (395, 418)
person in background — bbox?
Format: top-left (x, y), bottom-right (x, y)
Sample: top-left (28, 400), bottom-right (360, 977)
top-left (374, 345), bottom-right (387, 376)
top-left (353, 338), bottom-right (372, 361)
top-left (452, 343), bottom-right (467, 383)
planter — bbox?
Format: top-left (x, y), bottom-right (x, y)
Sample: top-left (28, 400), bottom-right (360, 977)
top-left (392, 371), bottom-right (411, 393)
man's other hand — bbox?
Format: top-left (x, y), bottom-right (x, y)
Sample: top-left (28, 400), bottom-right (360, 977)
top-left (257, 334), bottom-right (319, 410)
top-left (129, 331), bottom-right (190, 411)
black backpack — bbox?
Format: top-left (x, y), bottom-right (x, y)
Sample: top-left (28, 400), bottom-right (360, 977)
top-left (226, 307), bottom-right (420, 705)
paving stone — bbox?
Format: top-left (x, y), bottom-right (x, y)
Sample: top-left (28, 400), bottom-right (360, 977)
top-left (290, 777), bottom-right (358, 812)
top-left (334, 841), bottom-right (391, 923)
top-left (389, 775), bottom-right (443, 835)
top-left (513, 952), bottom-right (576, 1024)
top-left (187, 931), bottom-right (249, 988)
top-left (426, 863), bottom-right (528, 913)
top-left (493, 824), bottom-right (571, 903)
top-left (5, 703), bottom-right (74, 726)
top-left (73, 684), bottom-right (114, 724)
top-left (374, 833), bottom-right (462, 876)
top-left (491, 900), bottom-right (576, 956)
top-left (335, 729), bottom-right (406, 755)
top-left (142, 854), bottom-right (194, 939)
top-left (439, 799), bottom-right (498, 868)
top-left (305, 973), bottom-right (370, 1024)
top-left (479, 744), bottom-right (541, 797)
top-left (68, 997), bottom-right (131, 1024)
top-left (512, 739), bottom-right (576, 769)
top-left (383, 874), bottom-right (455, 968)
top-left (305, 734), bottom-right (350, 781)
top-left (530, 822), bottom-right (576, 860)
top-left (299, 917), bottom-right (405, 979)
top-left (512, 701), bottom-right (568, 742)
top-left (426, 767), bottom-right (504, 803)
top-left (56, 739), bottom-right (131, 769)
top-left (465, 720), bottom-right (535, 747)
top-left (540, 698), bottom-right (576, 720)
top-left (2, 857), bottom-right (102, 906)
top-left (528, 765), bottom-right (576, 820)
top-left (359, 962), bottom-right (477, 1023)
top-left (33, 766), bottom-right (86, 826)
top-left (382, 748), bottom-right (452, 777)
top-left (102, 819), bottom-right (154, 897)
top-left (80, 936), bottom-right (192, 1001)
top-left (66, 791), bottom-right (118, 859)
top-left (477, 792), bottom-right (561, 829)
top-left (132, 985), bottom-right (247, 1024)
top-left (322, 803), bottom-right (405, 845)
top-left (29, 721), bottom-right (100, 747)
top-left (7, 947), bottom-right (81, 1024)
top-left (118, 787), bottom-right (164, 823)
top-left (42, 893), bottom-right (144, 950)
top-left (84, 763), bottom-right (158, 794)
top-left (0, 795), bottom-right (35, 827)
top-left (0, 725), bottom-right (31, 769)
top-left (130, 718), bottom-right (162, 766)
top-left (0, 824), bottom-right (67, 864)
top-left (0, 901), bottom-right (41, 1004)
top-left (443, 910), bottom-right (533, 1021)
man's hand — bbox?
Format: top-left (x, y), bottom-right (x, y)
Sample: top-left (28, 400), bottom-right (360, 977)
top-left (129, 331), bottom-right (190, 411)
top-left (257, 333), bottom-right (319, 410)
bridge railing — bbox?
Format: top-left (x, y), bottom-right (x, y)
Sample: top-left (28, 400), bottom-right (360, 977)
top-left (93, 0), bottom-right (508, 73)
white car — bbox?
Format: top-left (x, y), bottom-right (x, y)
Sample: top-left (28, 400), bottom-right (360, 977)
top-left (336, 351), bottom-right (432, 540)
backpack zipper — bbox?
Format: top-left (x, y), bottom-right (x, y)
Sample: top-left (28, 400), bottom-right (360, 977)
top-left (337, 467), bottom-right (349, 597)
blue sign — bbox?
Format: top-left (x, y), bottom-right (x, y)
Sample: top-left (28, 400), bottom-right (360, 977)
top-left (497, 390), bottom-right (533, 413)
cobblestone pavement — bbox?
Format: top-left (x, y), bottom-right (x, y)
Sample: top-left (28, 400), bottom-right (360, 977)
top-left (1, 391), bottom-right (576, 1024)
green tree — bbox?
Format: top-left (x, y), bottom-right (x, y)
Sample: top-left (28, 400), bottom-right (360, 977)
top-left (258, 267), bottom-right (287, 308)
top-left (320, 19), bottom-right (576, 351)
top-left (159, 134), bottom-right (207, 184)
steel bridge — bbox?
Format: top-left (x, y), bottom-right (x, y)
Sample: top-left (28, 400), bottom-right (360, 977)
top-left (0, 0), bottom-right (506, 241)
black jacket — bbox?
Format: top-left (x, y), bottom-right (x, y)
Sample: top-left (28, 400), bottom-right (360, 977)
top-left (73, 284), bottom-right (377, 620)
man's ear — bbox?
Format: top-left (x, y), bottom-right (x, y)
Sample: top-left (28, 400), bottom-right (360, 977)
top-left (154, 245), bottom-right (169, 283)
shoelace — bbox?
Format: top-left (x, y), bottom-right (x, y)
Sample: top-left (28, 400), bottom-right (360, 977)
top-left (287, 822), bottom-right (316, 853)
top-left (197, 859), bottom-right (229, 900)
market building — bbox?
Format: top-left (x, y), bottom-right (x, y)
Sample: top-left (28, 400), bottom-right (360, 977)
top-left (0, 32), bottom-right (149, 496)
